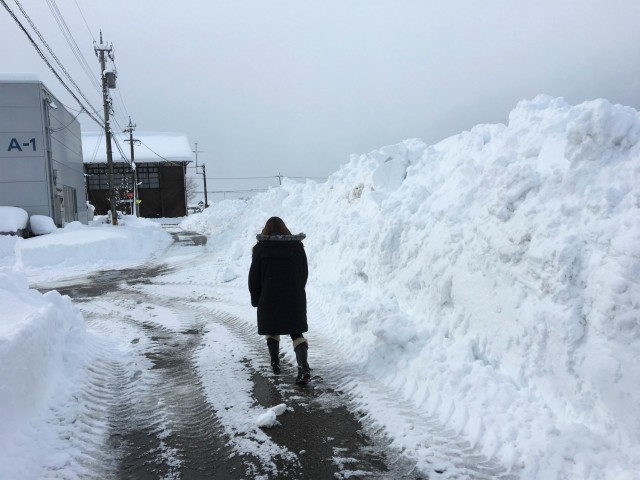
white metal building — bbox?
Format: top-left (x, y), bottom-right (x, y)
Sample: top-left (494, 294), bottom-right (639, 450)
top-left (0, 75), bottom-right (88, 227)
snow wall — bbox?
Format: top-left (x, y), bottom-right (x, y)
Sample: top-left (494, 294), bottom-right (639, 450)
top-left (182, 95), bottom-right (640, 479)
top-left (0, 272), bottom-right (87, 450)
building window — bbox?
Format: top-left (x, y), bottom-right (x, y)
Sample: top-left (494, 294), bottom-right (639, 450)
top-left (86, 166), bottom-right (108, 190)
top-left (138, 165), bottom-right (160, 189)
top-left (86, 164), bottom-right (134, 190)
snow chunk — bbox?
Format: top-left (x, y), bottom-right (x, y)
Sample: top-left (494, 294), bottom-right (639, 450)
top-left (256, 403), bottom-right (288, 428)
top-left (369, 139), bottom-right (427, 191)
top-left (0, 207), bottom-right (28, 235)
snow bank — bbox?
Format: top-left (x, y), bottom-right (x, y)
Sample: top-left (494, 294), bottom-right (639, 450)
top-left (0, 272), bottom-right (87, 449)
top-left (13, 216), bottom-right (172, 282)
top-left (182, 95), bottom-right (640, 479)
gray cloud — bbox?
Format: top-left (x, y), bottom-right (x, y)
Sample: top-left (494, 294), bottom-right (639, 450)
top-left (1, 0), bottom-right (638, 199)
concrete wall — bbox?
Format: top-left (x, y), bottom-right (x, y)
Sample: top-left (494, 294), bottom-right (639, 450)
top-left (0, 80), bottom-right (87, 226)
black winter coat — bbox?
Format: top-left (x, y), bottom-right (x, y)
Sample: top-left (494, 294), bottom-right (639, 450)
top-left (248, 234), bottom-right (309, 335)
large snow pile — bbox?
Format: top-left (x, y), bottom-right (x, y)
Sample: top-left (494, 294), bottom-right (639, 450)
top-left (182, 95), bottom-right (640, 479)
top-left (0, 272), bottom-right (87, 452)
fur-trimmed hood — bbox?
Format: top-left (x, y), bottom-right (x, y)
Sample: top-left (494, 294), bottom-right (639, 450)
top-left (256, 233), bottom-right (306, 242)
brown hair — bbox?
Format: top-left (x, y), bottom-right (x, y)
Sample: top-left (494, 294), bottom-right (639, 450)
top-left (261, 216), bottom-right (292, 236)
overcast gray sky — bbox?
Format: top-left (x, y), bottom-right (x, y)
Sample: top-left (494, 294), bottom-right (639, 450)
top-left (2, 0), bottom-right (639, 198)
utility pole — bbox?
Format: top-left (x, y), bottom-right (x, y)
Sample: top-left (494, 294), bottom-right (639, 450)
top-left (192, 142), bottom-right (208, 208)
top-left (95, 31), bottom-right (118, 225)
top-left (202, 163), bottom-right (208, 208)
top-left (124, 117), bottom-right (139, 216)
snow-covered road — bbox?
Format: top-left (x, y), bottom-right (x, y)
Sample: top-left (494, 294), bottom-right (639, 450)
top-left (32, 227), bottom-right (516, 479)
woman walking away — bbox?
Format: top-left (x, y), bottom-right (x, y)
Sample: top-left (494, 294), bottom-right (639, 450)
top-left (248, 217), bottom-right (311, 384)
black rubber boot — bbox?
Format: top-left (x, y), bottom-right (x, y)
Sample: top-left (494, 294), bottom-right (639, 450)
top-left (267, 338), bottom-right (280, 374)
top-left (294, 343), bottom-right (311, 384)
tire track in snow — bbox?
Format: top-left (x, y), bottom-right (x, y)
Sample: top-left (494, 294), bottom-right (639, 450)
top-left (106, 279), bottom-right (302, 477)
top-left (138, 276), bottom-right (426, 479)
top-left (176, 301), bottom-right (426, 478)
top-left (126, 285), bottom-right (396, 479)
top-left (41, 231), bottom-right (272, 478)
top-left (77, 287), bottom-right (264, 479)
top-left (32, 334), bottom-right (121, 479)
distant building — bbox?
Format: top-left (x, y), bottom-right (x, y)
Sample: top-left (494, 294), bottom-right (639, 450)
top-left (82, 131), bottom-right (193, 218)
top-left (0, 75), bottom-right (88, 227)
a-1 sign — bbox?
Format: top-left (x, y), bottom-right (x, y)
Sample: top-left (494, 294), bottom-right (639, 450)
top-left (0, 132), bottom-right (41, 157)
top-left (7, 138), bottom-right (37, 152)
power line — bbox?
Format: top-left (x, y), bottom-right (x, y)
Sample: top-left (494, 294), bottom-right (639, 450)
top-left (110, 130), bottom-right (130, 163)
top-left (12, 0), bottom-right (100, 119)
top-left (184, 170), bottom-right (328, 182)
top-left (113, 88), bottom-right (130, 121)
top-left (50, 108), bottom-right (83, 132)
top-left (137, 139), bottom-right (174, 162)
top-left (55, 0), bottom-right (129, 134)
top-left (196, 189), bottom-right (268, 194)
top-left (111, 57), bottom-right (130, 119)
top-left (46, 0), bottom-right (99, 94)
top-left (111, 115), bottom-right (126, 136)
top-left (0, 0), bottom-right (104, 127)
top-left (197, 175), bottom-right (328, 181)
top-left (89, 129), bottom-right (104, 162)
top-left (73, 0), bottom-right (95, 42)
top-left (194, 175), bottom-right (280, 180)
top-left (55, 100), bottom-right (83, 113)
top-left (288, 176), bottom-right (327, 180)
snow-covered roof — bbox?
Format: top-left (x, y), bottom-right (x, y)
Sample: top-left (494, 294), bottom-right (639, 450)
top-left (82, 131), bottom-right (193, 164)
top-left (0, 73), bottom-right (43, 83)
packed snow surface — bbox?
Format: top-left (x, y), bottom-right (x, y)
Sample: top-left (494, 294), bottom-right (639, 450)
top-left (0, 95), bottom-right (638, 479)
